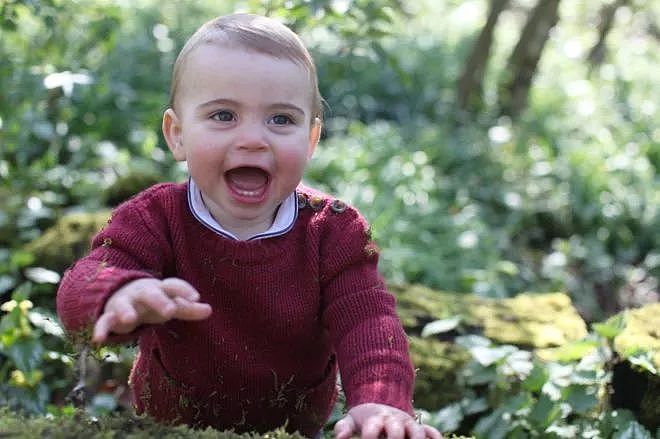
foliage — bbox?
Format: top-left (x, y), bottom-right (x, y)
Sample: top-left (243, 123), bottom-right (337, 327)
top-left (0, 289), bottom-right (69, 414)
top-left (0, 0), bottom-right (659, 434)
top-left (418, 319), bottom-right (659, 438)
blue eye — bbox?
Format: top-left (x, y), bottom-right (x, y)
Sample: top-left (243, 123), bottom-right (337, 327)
top-left (211, 111), bottom-right (235, 122)
top-left (270, 114), bottom-right (293, 125)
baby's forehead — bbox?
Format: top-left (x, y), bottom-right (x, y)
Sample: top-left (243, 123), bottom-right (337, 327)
top-left (190, 38), bottom-right (309, 69)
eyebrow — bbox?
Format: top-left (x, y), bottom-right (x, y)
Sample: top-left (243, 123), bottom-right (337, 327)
top-left (197, 98), bottom-right (306, 116)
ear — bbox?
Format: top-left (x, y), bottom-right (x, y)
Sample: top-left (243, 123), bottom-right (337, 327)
top-left (307, 117), bottom-right (322, 160)
top-left (162, 108), bottom-right (186, 161)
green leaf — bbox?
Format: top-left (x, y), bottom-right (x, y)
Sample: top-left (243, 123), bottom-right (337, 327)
top-left (6, 338), bottom-right (44, 373)
top-left (462, 396), bottom-right (489, 415)
top-left (522, 362), bottom-right (549, 392)
top-left (544, 339), bottom-right (600, 362)
top-left (563, 384), bottom-right (599, 414)
top-left (612, 420), bottom-right (653, 439)
top-left (627, 351), bottom-right (658, 375)
top-left (462, 361), bottom-right (498, 386)
top-left (421, 316), bottom-right (461, 337)
top-left (27, 310), bottom-right (64, 337)
top-left (433, 403), bottom-right (463, 432)
top-left (455, 334), bottom-right (491, 349)
top-left (474, 395), bottom-right (529, 439)
top-left (502, 349), bottom-right (534, 377)
top-left (593, 313), bottom-right (626, 340)
top-left (528, 394), bottom-right (560, 429)
top-left (470, 345), bottom-right (517, 367)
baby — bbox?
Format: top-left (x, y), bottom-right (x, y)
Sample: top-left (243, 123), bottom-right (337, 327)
top-left (57, 12), bottom-right (442, 439)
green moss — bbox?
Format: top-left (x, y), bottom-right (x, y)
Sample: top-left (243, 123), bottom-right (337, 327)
top-left (24, 211), bottom-right (110, 271)
top-left (475, 292), bottom-right (588, 348)
top-left (0, 408), bottom-right (305, 439)
top-left (392, 284), bottom-right (587, 348)
top-left (613, 303), bottom-right (660, 369)
top-left (104, 172), bottom-right (161, 206)
top-left (391, 284), bottom-right (482, 330)
top-left (409, 336), bottom-right (470, 410)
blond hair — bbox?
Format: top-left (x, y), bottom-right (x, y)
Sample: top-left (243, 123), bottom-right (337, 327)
top-left (168, 13), bottom-right (323, 121)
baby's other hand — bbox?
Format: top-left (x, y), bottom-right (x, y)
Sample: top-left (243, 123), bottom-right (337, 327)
top-left (334, 403), bottom-right (443, 439)
top-left (92, 277), bottom-right (212, 343)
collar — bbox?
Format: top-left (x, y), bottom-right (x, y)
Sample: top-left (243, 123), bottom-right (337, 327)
top-left (187, 178), bottom-right (298, 241)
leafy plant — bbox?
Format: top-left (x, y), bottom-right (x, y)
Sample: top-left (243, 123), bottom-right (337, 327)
top-left (419, 321), bottom-right (658, 438)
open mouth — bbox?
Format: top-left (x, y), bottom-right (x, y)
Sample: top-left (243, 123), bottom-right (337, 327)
top-left (224, 166), bottom-right (270, 201)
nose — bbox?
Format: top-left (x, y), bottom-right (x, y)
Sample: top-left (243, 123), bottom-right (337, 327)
top-left (234, 119), bottom-right (269, 152)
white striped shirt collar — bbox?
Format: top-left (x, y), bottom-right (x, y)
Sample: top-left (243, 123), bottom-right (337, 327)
top-left (187, 178), bottom-right (298, 241)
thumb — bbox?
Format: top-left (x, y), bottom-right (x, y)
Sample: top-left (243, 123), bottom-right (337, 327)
top-left (334, 414), bottom-right (357, 439)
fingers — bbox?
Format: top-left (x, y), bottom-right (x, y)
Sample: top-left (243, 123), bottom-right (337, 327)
top-left (133, 285), bottom-right (178, 323)
top-left (161, 277), bottom-right (200, 301)
top-left (172, 297), bottom-right (212, 320)
top-left (384, 420), bottom-right (406, 439)
top-left (405, 420), bottom-right (428, 439)
top-left (334, 414), bottom-right (357, 439)
top-left (94, 278), bottom-right (211, 344)
top-left (360, 416), bottom-right (386, 439)
top-left (93, 311), bottom-right (118, 343)
top-left (424, 425), bottom-right (444, 439)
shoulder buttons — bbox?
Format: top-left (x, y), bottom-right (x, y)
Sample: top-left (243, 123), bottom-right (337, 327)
top-left (330, 199), bottom-right (347, 213)
top-left (309, 195), bottom-right (325, 211)
top-left (297, 193), bottom-right (308, 210)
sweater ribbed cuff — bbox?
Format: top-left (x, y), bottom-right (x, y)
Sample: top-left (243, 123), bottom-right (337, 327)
top-left (347, 381), bottom-right (415, 415)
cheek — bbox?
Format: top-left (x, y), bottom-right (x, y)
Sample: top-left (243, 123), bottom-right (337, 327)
top-left (279, 147), bottom-right (310, 173)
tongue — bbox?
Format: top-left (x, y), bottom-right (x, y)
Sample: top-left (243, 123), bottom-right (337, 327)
top-left (226, 167), bottom-right (268, 190)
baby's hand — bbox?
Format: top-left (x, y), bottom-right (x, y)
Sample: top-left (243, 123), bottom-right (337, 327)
top-left (92, 277), bottom-right (212, 343)
top-left (334, 403), bottom-right (443, 439)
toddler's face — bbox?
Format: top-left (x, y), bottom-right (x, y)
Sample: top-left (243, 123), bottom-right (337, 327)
top-left (164, 43), bottom-right (320, 236)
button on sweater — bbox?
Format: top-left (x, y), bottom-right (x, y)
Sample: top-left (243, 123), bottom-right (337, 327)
top-left (56, 182), bottom-right (414, 436)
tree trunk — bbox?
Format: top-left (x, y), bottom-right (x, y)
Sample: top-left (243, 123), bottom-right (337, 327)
top-left (456, 0), bottom-right (510, 112)
top-left (587, 0), bottom-right (629, 70)
top-left (498, 0), bottom-right (562, 118)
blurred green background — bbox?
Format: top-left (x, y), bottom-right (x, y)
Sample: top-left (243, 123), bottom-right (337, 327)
top-left (0, 0), bottom-right (658, 436)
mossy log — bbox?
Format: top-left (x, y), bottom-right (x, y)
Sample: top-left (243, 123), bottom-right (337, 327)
top-left (24, 211), bottom-right (110, 272)
top-left (609, 303), bottom-right (660, 431)
top-left (390, 284), bottom-right (588, 411)
top-left (0, 408), bottom-right (304, 439)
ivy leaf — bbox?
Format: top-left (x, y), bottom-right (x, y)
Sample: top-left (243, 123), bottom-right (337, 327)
top-left (563, 384), bottom-right (599, 414)
top-left (462, 361), bottom-right (498, 386)
top-left (6, 337), bottom-right (44, 373)
top-left (433, 403), bottom-right (463, 432)
top-left (522, 362), bottom-right (549, 392)
top-left (421, 316), bottom-right (461, 337)
top-left (593, 313), bottom-right (626, 340)
top-left (612, 420), bottom-right (653, 439)
top-left (473, 394), bottom-right (529, 439)
top-left (470, 345), bottom-right (517, 367)
top-left (455, 334), bottom-right (491, 349)
top-left (528, 394), bottom-right (560, 429)
top-left (626, 351), bottom-right (658, 375)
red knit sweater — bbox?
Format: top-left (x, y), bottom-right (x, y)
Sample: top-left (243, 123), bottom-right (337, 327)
top-left (56, 182), bottom-right (414, 436)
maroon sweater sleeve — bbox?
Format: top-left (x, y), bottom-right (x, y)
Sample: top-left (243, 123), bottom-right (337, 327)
top-left (319, 207), bottom-right (414, 414)
top-left (56, 186), bottom-right (175, 341)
